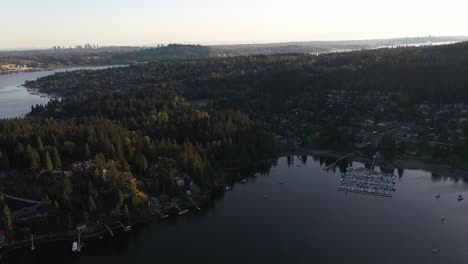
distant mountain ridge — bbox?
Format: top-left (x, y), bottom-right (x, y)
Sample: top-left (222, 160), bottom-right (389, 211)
top-left (2, 36), bottom-right (468, 73)
top-left (113, 44), bottom-right (224, 61)
top-left (211, 36), bottom-right (468, 55)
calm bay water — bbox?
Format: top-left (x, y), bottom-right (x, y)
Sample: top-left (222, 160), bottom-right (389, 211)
top-left (0, 66), bottom-right (123, 119)
top-left (6, 156), bottom-right (468, 264)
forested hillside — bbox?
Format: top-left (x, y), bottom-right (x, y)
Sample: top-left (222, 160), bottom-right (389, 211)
top-left (25, 41), bottom-right (468, 160)
top-left (3, 42), bottom-right (468, 240)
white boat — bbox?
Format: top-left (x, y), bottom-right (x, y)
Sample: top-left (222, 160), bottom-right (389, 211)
top-left (123, 226), bottom-right (132, 232)
top-left (241, 179), bottom-right (247, 183)
top-left (225, 186), bottom-right (231, 191)
top-left (72, 242), bottom-right (78, 252)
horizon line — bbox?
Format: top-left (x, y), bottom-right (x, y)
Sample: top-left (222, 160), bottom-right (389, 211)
top-left (1, 35), bottom-right (467, 52)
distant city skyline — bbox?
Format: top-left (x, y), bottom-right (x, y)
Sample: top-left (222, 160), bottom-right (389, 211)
top-left (2, 0), bottom-right (468, 50)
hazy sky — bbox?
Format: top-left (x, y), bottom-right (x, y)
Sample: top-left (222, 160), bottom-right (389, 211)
top-left (2, 0), bottom-right (467, 49)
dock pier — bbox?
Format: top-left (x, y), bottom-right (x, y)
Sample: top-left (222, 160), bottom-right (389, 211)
top-left (101, 222), bottom-right (114, 237)
top-left (156, 209), bottom-right (169, 218)
top-left (191, 200), bottom-right (201, 210)
top-left (173, 204), bottom-right (189, 215)
top-left (77, 231), bottom-right (81, 252)
top-left (30, 234), bottom-right (35, 251)
top-left (117, 221), bottom-right (132, 232)
top-left (323, 153), bottom-right (353, 170)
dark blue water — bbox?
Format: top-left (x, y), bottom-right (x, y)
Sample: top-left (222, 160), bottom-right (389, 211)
top-left (7, 156), bottom-right (468, 264)
top-left (0, 66), bottom-right (123, 119)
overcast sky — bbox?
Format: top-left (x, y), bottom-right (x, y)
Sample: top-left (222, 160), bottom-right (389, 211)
top-left (1, 0), bottom-right (467, 49)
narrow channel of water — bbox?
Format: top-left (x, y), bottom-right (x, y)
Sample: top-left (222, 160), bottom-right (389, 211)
top-left (0, 66), bottom-right (124, 119)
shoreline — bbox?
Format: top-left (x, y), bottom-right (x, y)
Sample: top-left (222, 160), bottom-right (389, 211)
top-left (0, 63), bottom-right (130, 77)
top-left (3, 149), bottom-right (467, 255)
top-left (299, 148), bottom-right (468, 178)
top-left (1, 186), bottom-right (218, 255)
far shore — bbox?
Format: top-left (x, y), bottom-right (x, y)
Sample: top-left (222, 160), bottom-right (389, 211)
top-left (0, 63), bottom-right (130, 76)
top-left (298, 149), bottom-right (468, 178)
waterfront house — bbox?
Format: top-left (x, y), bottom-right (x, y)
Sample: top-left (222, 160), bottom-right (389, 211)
top-left (175, 176), bottom-right (185, 187)
top-left (148, 197), bottom-right (160, 208)
top-left (101, 169), bottom-right (109, 182)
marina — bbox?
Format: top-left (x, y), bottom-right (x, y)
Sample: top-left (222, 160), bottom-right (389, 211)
top-left (338, 167), bottom-right (396, 197)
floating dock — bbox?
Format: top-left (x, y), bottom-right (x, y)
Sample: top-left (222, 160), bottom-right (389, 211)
top-left (338, 167), bottom-right (396, 197)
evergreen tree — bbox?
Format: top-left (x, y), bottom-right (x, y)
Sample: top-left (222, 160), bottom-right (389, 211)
top-left (115, 189), bottom-right (124, 207)
top-left (26, 145), bottom-right (41, 170)
top-left (62, 177), bottom-right (73, 206)
top-left (0, 150), bottom-right (9, 170)
top-left (88, 195), bottom-right (97, 213)
top-left (45, 150), bottom-right (53, 171)
top-left (84, 143), bottom-right (91, 160)
top-left (14, 143), bottom-right (25, 169)
top-left (37, 136), bottom-right (44, 149)
top-left (123, 204), bottom-right (130, 222)
top-left (52, 147), bottom-right (62, 169)
top-left (1, 204), bottom-right (14, 240)
top-left (95, 154), bottom-right (106, 169)
top-left (137, 154), bottom-right (148, 174)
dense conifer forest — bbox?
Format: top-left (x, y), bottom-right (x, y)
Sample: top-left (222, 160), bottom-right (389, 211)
top-left (2, 42), bottom-right (468, 239)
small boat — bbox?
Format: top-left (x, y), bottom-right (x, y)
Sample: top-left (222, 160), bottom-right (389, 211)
top-left (225, 186), bottom-right (231, 191)
top-left (436, 194), bottom-right (440, 198)
top-left (441, 216), bottom-right (445, 222)
top-left (123, 226), bottom-right (132, 232)
top-left (263, 195), bottom-right (268, 198)
top-left (458, 195), bottom-right (464, 201)
top-left (241, 179), bottom-right (247, 183)
top-left (72, 242), bottom-right (78, 252)
top-left (432, 249), bottom-right (439, 253)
